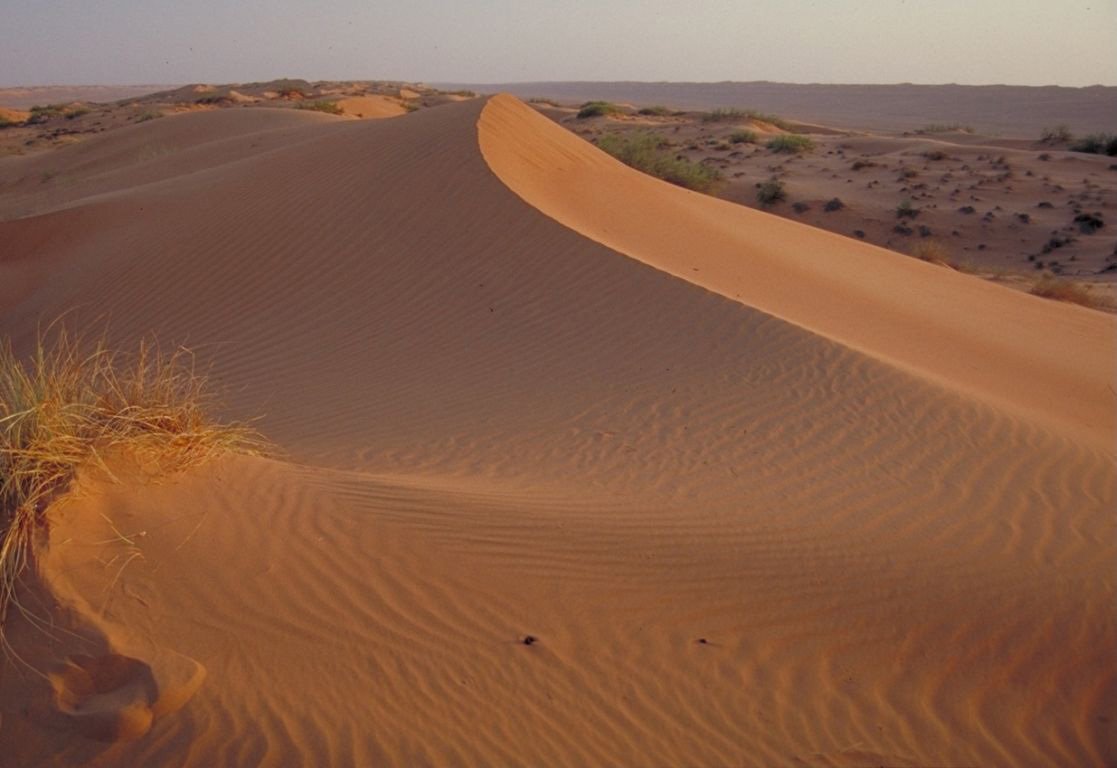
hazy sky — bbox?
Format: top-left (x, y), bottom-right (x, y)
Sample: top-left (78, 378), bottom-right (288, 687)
top-left (2, 0), bottom-right (1115, 87)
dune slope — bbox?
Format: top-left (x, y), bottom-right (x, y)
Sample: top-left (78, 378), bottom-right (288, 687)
top-left (0, 97), bottom-right (1113, 767)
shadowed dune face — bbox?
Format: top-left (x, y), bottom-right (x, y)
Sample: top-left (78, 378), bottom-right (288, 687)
top-left (0, 97), bottom-right (1114, 766)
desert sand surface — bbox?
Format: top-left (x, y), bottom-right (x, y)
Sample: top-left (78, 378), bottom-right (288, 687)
top-left (448, 81), bottom-right (1117, 136)
top-left (0, 94), bottom-right (1115, 767)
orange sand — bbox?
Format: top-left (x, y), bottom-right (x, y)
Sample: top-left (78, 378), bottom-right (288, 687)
top-left (0, 96), bottom-right (1113, 767)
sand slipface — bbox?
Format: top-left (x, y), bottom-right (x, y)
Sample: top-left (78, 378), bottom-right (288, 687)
top-left (0, 95), bottom-right (1114, 766)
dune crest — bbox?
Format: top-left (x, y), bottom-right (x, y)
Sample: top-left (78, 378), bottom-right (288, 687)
top-left (478, 93), bottom-right (1116, 451)
top-left (0, 96), bottom-right (1113, 766)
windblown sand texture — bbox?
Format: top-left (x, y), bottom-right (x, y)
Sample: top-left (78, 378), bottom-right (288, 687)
top-left (0, 95), bottom-right (1114, 767)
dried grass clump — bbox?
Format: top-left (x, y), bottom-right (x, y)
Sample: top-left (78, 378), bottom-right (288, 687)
top-left (0, 328), bottom-right (262, 636)
top-left (1029, 276), bottom-right (1098, 308)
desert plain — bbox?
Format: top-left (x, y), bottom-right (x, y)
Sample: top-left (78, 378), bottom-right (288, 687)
top-left (0, 79), bottom-right (1114, 767)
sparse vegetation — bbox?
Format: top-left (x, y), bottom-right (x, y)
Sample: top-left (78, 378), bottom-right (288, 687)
top-left (596, 132), bottom-right (721, 192)
top-left (916, 123), bottom-right (974, 134)
top-left (910, 240), bottom-right (950, 264)
top-left (0, 328), bottom-right (263, 637)
top-left (823, 197), bottom-right (845, 212)
top-left (136, 110), bottom-right (163, 123)
top-left (756, 178), bottom-right (786, 206)
top-left (851, 159), bottom-right (877, 171)
top-left (637, 105), bottom-right (673, 116)
top-left (0, 117), bottom-right (17, 129)
top-left (527, 97), bottom-right (560, 107)
top-left (1068, 133), bottom-right (1117, 156)
top-left (1030, 276), bottom-right (1098, 308)
top-left (1039, 125), bottom-right (1072, 144)
top-left (767, 134), bottom-right (814, 154)
top-left (577, 101), bottom-right (624, 119)
top-left (296, 100), bottom-right (344, 115)
top-left (728, 129), bottom-right (758, 144)
top-left (896, 199), bottom-right (919, 219)
top-left (702, 108), bottom-right (791, 130)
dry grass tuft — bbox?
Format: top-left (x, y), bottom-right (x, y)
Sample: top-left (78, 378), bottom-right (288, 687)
top-left (1029, 276), bottom-right (1099, 308)
top-left (0, 327), bottom-right (263, 643)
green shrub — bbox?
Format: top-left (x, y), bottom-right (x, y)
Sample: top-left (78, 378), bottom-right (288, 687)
top-left (729, 129), bottom-right (758, 144)
top-left (577, 101), bottom-right (624, 119)
top-left (637, 105), bottom-right (673, 116)
top-left (596, 132), bottom-right (721, 192)
top-left (296, 100), bottom-right (344, 115)
top-left (756, 178), bottom-right (785, 206)
top-left (766, 134), bottom-right (814, 154)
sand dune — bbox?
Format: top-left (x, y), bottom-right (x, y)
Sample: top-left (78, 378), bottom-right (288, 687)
top-left (0, 96), bottom-right (1114, 766)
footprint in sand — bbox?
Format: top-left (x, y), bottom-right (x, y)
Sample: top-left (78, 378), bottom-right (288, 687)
top-left (48, 650), bottom-right (206, 742)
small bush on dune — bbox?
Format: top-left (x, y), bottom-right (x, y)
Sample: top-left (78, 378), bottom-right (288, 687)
top-left (916, 123), bottom-right (974, 134)
top-left (0, 328), bottom-right (262, 634)
top-left (1030, 276), bottom-right (1098, 308)
top-left (766, 134), bottom-right (814, 154)
top-left (910, 240), bottom-right (950, 263)
top-left (729, 129), bottom-right (758, 144)
top-left (702, 108), bottom-right (791, 129)
top-left (756, 178), bottom-right (786, 206)
top-left (1069, 133), bottom-right (1117, 156)
top-left (896, 199), bottom-right (920, 219)
top-left (637, 105), bottom-right (673, 116)
top-left (1039, 125), bottom-right (1072, 144)
top-left (577, 101), bottom-right (624, 119)
top-left (596, 132), bottom-right (721, 192)
top-left (296, 100), bottom-right (344, 115)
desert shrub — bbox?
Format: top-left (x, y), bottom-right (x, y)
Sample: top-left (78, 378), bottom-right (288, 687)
top-left (1030, 276), bottom-right (1097, 308)
top-left (64, 107), bottom-right (90, 120)
top-left (577, 101), bottom-right (624, 119)
top-left (1074, 212), bottom-right (1105, 233)
top-left (595, 132), bottom-right (721, 192)
top-left (767, 134), bottom-right (814, 154)
top-left (637, 105), bottom-right (673, 116)
top-left (922, 149), bottom-right (947, 161)
top-left (851, 159), bottom-right (877, 170)
top-left (910, 240), bottom-right (950, 263)
top-left (296, 100), bottom-right (344, 115)
top-left (823, 197), bottom-right (845, 212)
top-left (729, 129), bottom-right (758, 144)
top-left (916, 123), bottom-right (974, 134)
top-left (702, 107), bottom-right (748, 123)
top-left (1040, 125), bottom-right (1072, 144)
top-left (896, 199), bottom-right (920, 219)
top-left (0, 116), bottom-right (17, 129)
top-left (703, 108), bottom-right (790, 129)
top-left (0, 328), bottom-right (262, 631)
top-left (1069, 133), bottom-right (1117, 156)
top-left (756, 178), bottom-right (786, 206)
top-left (791, 201), bottom-right (810, 213)
top-left (527, 97), bottom-right (560, 107)
top-left (26, 104), bottom-right (65, 125)
top-left (136, 110), bottom-right (163, 123)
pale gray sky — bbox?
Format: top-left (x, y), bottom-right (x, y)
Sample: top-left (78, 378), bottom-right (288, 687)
top-left (2, 0), bottom-right (1114, 87)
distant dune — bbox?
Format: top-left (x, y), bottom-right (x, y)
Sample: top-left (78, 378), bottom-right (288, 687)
top-left (441, 81), bottom-right (1117, 135)
top-left (0, 85), bottom-right (174, 109)
top-left (0, 95), bottom-right (1113, 766)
